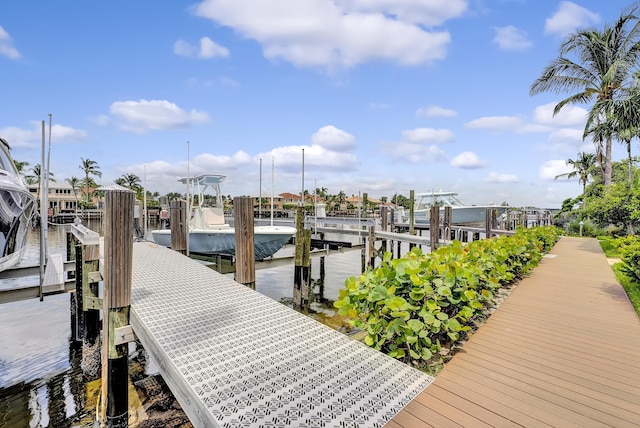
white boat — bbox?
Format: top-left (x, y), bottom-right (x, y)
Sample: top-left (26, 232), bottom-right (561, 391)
top-left (0, 138), bottom-right (36, 271)
top-left (411, 191), bottom-right (508, 225)
top-left (151, 174), bottom-right (296, 260)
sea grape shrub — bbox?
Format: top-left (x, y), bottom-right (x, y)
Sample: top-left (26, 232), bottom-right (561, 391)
top-left (335, 226), bottom-right (561, 368)
top-left (619, 236), bottom-right (640, 283)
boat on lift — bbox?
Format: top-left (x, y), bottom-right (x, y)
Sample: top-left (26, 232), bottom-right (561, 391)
top-left (151, 174), bottom-right (296, 260)
top-left (0, 138), bottom-right (36, 271)
top-left (411, 190), bottom-right (508, 224)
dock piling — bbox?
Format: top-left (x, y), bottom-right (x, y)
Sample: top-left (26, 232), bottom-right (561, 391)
top-left (234, 197), bottom-right (255, 288)
top-left (293, 207), bottom-right (311, 310)
top-left (430, 206), bottom-right (439, 250)
top-left (170, 199), bottom-right (187, 254)
top-left (101, 189), bottom-right (134, 428)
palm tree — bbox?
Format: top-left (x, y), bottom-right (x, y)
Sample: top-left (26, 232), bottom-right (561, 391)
top-left (79, 158), bottom-right (102, 205)
top-left (27, 163), bottom-right (55, 204)
top-left (530, 4), bottom-right (640, 187)
top-left (66, 176), bottom-right (82, 212)
top-left (165, 192), bottom-right (183, 202)
top-left (554, 152), bottom-right (597, 210)
top-left (13, 160), bottom-right (29, 175)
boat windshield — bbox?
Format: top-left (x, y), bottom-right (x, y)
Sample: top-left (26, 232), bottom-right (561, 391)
top-left (0, 139), bottom-right (18, 175)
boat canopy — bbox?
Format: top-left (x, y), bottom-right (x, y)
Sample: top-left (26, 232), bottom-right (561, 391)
top-left (178, 174), bottom-right (226, 208)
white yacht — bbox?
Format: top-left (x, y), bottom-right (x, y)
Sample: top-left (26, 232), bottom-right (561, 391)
top-left (411, 190), bottom-right (508, 224)
top-left (0, 138), bottom-right (36, 271)
top-left (151, 174), bottom-right (296, 260)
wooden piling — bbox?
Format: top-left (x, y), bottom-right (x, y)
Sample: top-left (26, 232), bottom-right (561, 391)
top-left (101, 189), bottom-right (134, 428)
top-left (367, 225), bottom-right (376, 269)
top-left (170, 199), bottom-right (187, 254)
top-left (443, 206), bottom-right (452, 241)
top-left (234, 197), bottom-right (255, 288)
top-left (430, 206), bottom-right (439, 250)
top-left (293, 207), bottom-right (311, 310)
top-left (381, 206), bottom-right (388, 253)
top-left (362, 192), bottom-right (368, 218)
top-left (485, 208), bottom-right (497, 239)
top-left (409, 190), bottom-right (415, 235)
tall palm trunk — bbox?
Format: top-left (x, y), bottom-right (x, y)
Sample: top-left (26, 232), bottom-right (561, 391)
top-left (604, 137), bottom-right (613, 187)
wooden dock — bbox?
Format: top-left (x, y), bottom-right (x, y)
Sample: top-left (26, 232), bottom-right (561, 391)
top-left (389, 236), bottom-right (640, 427)
top-left (129, 241), bottom-right (434, 428)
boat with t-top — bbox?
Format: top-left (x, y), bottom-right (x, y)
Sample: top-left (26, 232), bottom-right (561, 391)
top-left (410, 190), bottom-right (508, 225)
top-left (151, 174), bottom-right (296, 260)
top-left (0, 137), bottom-right (36, 272)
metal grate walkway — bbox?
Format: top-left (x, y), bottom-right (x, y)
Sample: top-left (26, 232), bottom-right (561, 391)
top-left (130, 241), bottom-right (434, 428)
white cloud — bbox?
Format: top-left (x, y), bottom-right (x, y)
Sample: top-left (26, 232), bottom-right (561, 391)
top-left (109, 99), bottom-right (211, 133)
top-left (193, 0), bottom-right (453, 69)
top-left (340, 0), bottom-right (468, 26)
top-left (194, 151), bottom-right (252, 171)
top-left (533, 102), bottom-right (587, 127)
top-left (485, 172), bottom-right (518, 183)
top-left (311, 125), bottom-right (356, 151)
top-left (173, 37), bottom-right (229, 59)
top-left (0, 123), bottom-right (87, 147)
top-left (380, 141), bottom-right (446, 164)
top-left (465, 116), bottom-right (524, 132)
top-left (548, 128), bottom-right (584, 144)
top-left (492, 25), bottom-right (532, 52)
top-left (544, 1), bottom-right (599, 37)
top-left (0, 26), bottom-right (20, 60)
top-left (539, 159), bottom-right (574, 181)
top-left (416, 105), bottom-right (457, 118)
top-left (401, 127), bottom-right (454, 143)
top-left (450, 151), bottom-right (487, 169)
top-left (259, 144), bottom-right (357, 172)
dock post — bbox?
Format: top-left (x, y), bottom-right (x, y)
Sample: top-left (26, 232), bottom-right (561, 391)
top-left (170, 199), bottom-right (187, 254)
top-left (293, 207), bottom-right (311, 310)
top-left (444, 207), bottom-right (452, 242)
top-left (362, 192), bottom-right (368, 218)
top-left (234, 197), bottom-right (255, 288)
top-left (409, 190), bottom-right (415, 236)
top-left (485, 208), bottom-right (497, 238)
top-left (367, 225), bottom-right (376, 269)
top-left (430, 206), bottom-right (439, 250)
top-left (80, 238), bottom-right (102, 380)
top-left (101, 189), bottom-right (134, 428)
top-left (381, 206), bottom-right (388, 253)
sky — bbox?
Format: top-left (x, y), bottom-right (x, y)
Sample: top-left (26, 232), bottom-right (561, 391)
top-left (0, 0), bottom-right (636, 208)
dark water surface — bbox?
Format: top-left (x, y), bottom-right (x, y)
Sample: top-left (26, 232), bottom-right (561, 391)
top-left (0, 223), bottom-right (382, 427)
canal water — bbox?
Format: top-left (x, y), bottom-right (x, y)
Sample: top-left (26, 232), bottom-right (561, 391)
top-left (0, 222), bottom-right (388, 427)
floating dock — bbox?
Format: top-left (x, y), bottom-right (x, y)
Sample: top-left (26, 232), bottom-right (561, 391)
top-left (130, 241), bottom-right (434, 428)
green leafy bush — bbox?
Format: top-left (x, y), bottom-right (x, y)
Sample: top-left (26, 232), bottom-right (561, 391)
top-left (335, 226), bottom-right (561, 368)
top-left (619, 236), bottom-right (640, 283)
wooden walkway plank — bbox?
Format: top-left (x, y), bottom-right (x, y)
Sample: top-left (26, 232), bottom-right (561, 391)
top-left (456, 351), bottom-right (640, 425)
top-left (390, 236), bottom-right (640, 427)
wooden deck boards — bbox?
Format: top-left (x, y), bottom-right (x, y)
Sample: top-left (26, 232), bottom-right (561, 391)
top-left (389, 236), bottom-right (640, 427)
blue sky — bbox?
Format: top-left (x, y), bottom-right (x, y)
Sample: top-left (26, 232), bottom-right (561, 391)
top-left (0, 0), bottom-right (634, 207)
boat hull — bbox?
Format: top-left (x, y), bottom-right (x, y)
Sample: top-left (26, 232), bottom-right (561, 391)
top-left (151, 226), bottom-right (296, 260)
top-left (0, 187), bottom-right (36, 272)
top-left (414, 206), bottom-right (508, 224)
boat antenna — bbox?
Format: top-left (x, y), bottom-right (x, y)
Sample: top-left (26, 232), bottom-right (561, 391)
top-left (301, 148), bottom-right (304, 207)
top-left (185, 141), bottom-right (190, 257)
top-left (271, 157), bottom-right (274, 227)
top-left (38, 120), bottom-right (47, 301)
top-left (143, 164), bottom-right (147, 239)
top-left (259, 158), bottom-right (262, 219)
